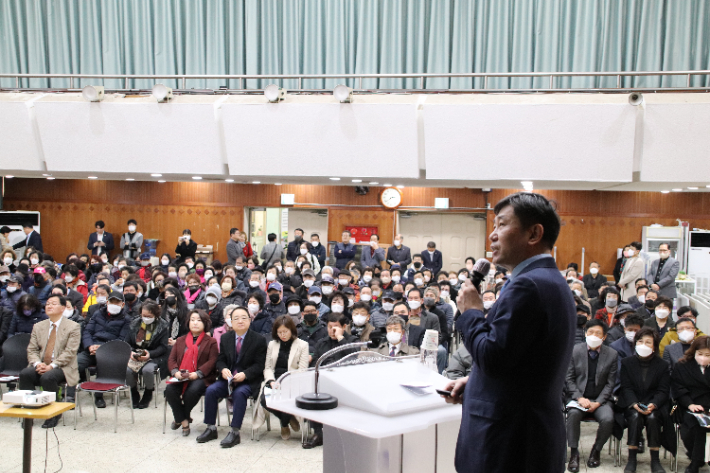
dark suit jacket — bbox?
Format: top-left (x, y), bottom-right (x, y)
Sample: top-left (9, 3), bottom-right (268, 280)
top-left (421, 249), bottom-right (443, 275)
top-left (12, 230), bottom-right (43, 252)
top-left (671, 358), bottom-right (710, 430)
top-left (565, 343), bottom-right (618, 406)
top-left (87, 231), bottom-right (115, 256)
top-left (455, 255), bottom-right (575, 473)
top-left (216, 329), bottom-right (267, 395)
top-left (618, 355), bottom-right (670, 409)
top-left (663, 341), bottom-right (691, 375)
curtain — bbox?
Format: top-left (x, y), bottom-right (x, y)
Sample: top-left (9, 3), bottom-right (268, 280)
top-left (1, 0), bottom-right (709, 90)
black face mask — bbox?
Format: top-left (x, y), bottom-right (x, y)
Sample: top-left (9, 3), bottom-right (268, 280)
top-left (392, 291), bottom-right (403, 301)
top-left (577, 315), bottom-right (589, 327)
top-left (166, 296), bottom-right (177, 306)
top-left (645, 299), bottom-right (655, 309)
top-left (124, 293), bottom-right (136, 303)
top-left (91, 263), bottom-right (101, 272)
top-left (303, 312), bottom-right (318, 323)
top-left (269, 294), bottom-right (280, 304)
top-left (413, 262), bottom-right (422, 269)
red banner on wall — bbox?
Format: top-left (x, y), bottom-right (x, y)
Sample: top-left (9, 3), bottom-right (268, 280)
top-left (345, 226), bottom-right (379, 244)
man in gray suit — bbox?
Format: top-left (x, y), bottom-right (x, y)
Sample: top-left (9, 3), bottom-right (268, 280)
top-left (360, 234), bottom-right (385, 268)
top-left (565, 319), bottom-right (618, 472)
top-left (646, 242), bottom-right (680, 299)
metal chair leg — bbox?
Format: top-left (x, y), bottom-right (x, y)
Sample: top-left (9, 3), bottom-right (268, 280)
top-left (162, 390), bottom-right (168, 434)
top-left (154, 368), bottom-right (160, 408)
top-left (266, 411), bottom-right (271, 432)
top-left (129, 389), bottom-right (135, 425)
top-left (74, 389), bottom-right (80, 430)
top-left (114, 391), bottom-right (119, 433)
top-left (91, 393), bottom-right (98, 421)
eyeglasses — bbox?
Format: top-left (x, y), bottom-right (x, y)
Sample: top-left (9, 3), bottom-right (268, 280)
top-left (232, 316), bottom-right (250, 322)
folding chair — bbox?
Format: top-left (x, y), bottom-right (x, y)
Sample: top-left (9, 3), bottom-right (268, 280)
top-left (74, 340), bottom-right (134, 433)
top-left (0, 333), bottom-right (31, 399)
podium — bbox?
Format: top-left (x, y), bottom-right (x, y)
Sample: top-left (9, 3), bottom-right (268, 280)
top-left (266, 356), bottom-right (461, 473)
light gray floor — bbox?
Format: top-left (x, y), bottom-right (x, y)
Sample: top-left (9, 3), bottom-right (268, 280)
top-left (0, 391), bottom-right (702, 473)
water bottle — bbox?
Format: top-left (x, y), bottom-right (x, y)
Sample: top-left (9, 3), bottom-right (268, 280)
top-left (420, 329), bottom-right (439, 372)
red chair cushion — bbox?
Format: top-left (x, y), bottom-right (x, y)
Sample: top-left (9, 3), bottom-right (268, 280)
top-left (80, 382), bottom-right (124, 392)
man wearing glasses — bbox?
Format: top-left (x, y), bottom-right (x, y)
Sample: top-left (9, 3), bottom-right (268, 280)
top-left (646, 242), bottom-right (680, 300)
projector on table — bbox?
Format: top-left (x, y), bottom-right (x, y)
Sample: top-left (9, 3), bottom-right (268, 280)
top-left (3, 390), bottom-right (55, 407)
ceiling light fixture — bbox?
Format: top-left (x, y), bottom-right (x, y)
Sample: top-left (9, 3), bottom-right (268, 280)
top-left (672, 188), bottom-right (683, 192)
top-left (352, 179), bottom-right (362, 183)
top-left (192, 176), bottom-right (202, 180)
top-left (126, 178), bottom-right (134, 181)
top-left (82, 85), bottom-right (104, 102)
top-left (396, 185), bottom-right (405, 189)
top-left (333, 84), bottom-right (353, 103)
top-left (688, 187), bottom-right (699, 190)
top-left (661, 190), bottom-right (670, 194)
top-left (5, 175), bottom-right (13, 179)
top-left (151, 173), bottom-right (162, 177)
top-left (521, 181), bottom-right (534, 191)
top-left (225, 179), bottom-right (234, 183)
top-left (369, 182), bottom-right (379, 185)
top-left (46, 177), bottom-right (55, 180)
top-left (158, 180), bottom-right (166, 183)
top-left (88, 176), bottom-right (98, 179)
top-left (383, 183), bottom-right (392, 187)
top-left (329, 177), bottom-right (341, 181)
top-left (264, 84), bottom-right (286, 103)
top-left (252, 181), bottom-right (261, 184)
top-left (42, 174), bottom-right (52, 177)
top-left (274, 183), bottom-right (282, 186)
top-left (151, 84), bottom-right (173, 103)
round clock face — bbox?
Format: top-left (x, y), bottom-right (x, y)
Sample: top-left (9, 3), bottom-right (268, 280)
top-left (381, 188), bottom-right (402, 209)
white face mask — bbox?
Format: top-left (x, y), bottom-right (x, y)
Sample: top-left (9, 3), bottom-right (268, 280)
top-left (440, 290), bottom-right (449, 299)
top-left (64, 274), bottom-right (73, 283)
top-left (573, 289), bottom-right (582, 297)
top-left (63, 308), bottom-right (73, 318)
top-left (322, 286), bottom-right (333, 295)
top-left (449, 278), bottom-right (458, 286)
top-left (360, 294), bottom-right (372, 302)
top-left (638, 295), bottom-right (646, 304)
top-left (288, 305), bottom-right (300, 315)
top-left (363, 275), bottom-right (372, 283)
top-left (408, 300), bottom-right (421, 310)
top-left (495, 278), bottom-right (503, 285)
top-left (458, 274), bottom-right (467, 282)
top-left (168, 271), bottom-right (177, 278)
top-left (0, 275), bottom-right (8, 283)
top-left (309, 296), bottom-right (322, 305)
top-left (128, 225), bottom-right (137, 232)
top-left (142, 317), bottom-right (155, 325)
top-left (624, 250), bottom-right (634, 258)
top-left (394, 240), bottom-right (401, 247)
top-left (483, 300), bottom-right (495, 310)
top-left (249, 280), bottom-right (259, 288)
top-left (235, 265), bottom-right (243, 271)
top-left (161, 259), bottom-right (169, 265)
top-left (248, 303), bottom-right (259, 314)
top-left (97, 296), bottom-right (107, 304)
top-left (206, 295), bottom-right (217, 307)
top-left (107, 304), bottom-right (122, 315)
top-left (300, 249), bottom-right (308, 255)
top-left (679, 330), bottom-right (695, 343)
top-left (186, 262), bottom-right (194, 269)
top-left (414, 278), bottom-right (423, 286)
top-left (352, 314), bottom-right (368, 326)
top-left (221, 283), bottom-right (232, 292)
top-left (381, 277), bottom-right (391, 284)
top-left (30, 258), bottom-right (39, 265)
top-left (285, 267), bottom-right (294, 275)
top-left (391, 275), bottom-right (401, 283)
top-left (225, 319), bottom-right (232, 328)
top-left (266, 273), bottom-right (276, 282)
top-left (304, 279), bottom-right (314, 288)
top-left (586, 335), bottom-right (603, 349)
top-left (3, 257), bottom-right (12, 265)
top-left (331, 303), bottom-right (344, 313)
top-left (386, 331), bottom-right (402, 345)
top-left (347, 298), bottom-right (354, 307)
top-left (625, 331), bottom-right (637, 342)
top-left (635, 344), bottom-right (653, 357)
top-left (590, 267), bottom-right (599, 275)
top-left (655, 308), bottom-right (670, 319)
top-left (339, 278), bottom-right (349, 286)
top-left (311, 241), bottom-right (319, 247)
top-left (382, 302), bottom-right (394, 311)
top-left (6, 286), bottom-right (17, 293)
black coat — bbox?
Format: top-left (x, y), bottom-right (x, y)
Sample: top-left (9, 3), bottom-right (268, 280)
top-left (311, 333), bottom-right (357, 368)
top-left (251, 311), bottom-right (275, 339)
top-left (12, 230), bottom-right (43, 252)
top-left (175, 240), bottom-right (198, 262)
top-left (671, 358), bottom-right (710, 430)
top-left (618, 355), bottom-right (670, 409)
top-left (298, 320), bottom-right (329, 355)
top-left (216, 329), bottom-right (267, 395)
top-left (582, 273), bottom-right (607, 300)
top-left (127, 317), bottom-right (170, 365)
top-left (87, 231), bottom-right (115, 256)
top-left (83, 306), bottom-right (131, 348)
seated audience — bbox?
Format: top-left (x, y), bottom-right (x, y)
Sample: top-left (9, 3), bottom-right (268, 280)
top-left (574, 305), bottom-right (591, 345)
top-left (212, 305), bottom-right (238, 349)
top-left (298, 301), bottom-right (328, 365)
top-left (8, 293), bottom-right (47, 337)
top-left (604, 304), bottom-right (636, 346)
top-left (196, 306), bottom-right (267, 448)
top-left (662, 317), bottom-right (699, 374)
top-left (582, 261), bottom-right (607, 300)
top-left (594, 286), bottom-right (620, 326)
top-left (0, 275), bottom-right (26, 313)
top-left (609, 314), bottom-right (646, 390)
top-left (165, 309), bottom-right (219, 436)
top-left (375, 315), bottom-right (419, 358)
top-left (659, 306), bottom-right (702, 357)
top-left (643, 296), bottom-right (675, 339)
top-left (635, 289), bottom-right (658, 320)
top-left (565, 319), bottom-right (617, 471)
top-left (345, 301), bottom-right (375, 343)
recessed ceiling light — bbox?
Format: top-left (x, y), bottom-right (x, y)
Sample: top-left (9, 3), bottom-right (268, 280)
top-left (225, 179), bottom-right (234, 183)
top-left (661, 190), bottom-right (670, 194)
top-left (706, 185), bottom-right (710, 188)
top-left (274, 183), bottom-right (282, 186)
top-left (396, 185), bottom-right (405, 189)
top-left (151, 173), bottom-right (162, 177)
top-left (383, 183), bottom-right (392, 187)
top-left (192, 176), bottom-right (202, 180)
top-left (87, 176), bottom-right (98, 179)
top-left (329, 177), bottom-right (341, 181)
top-left (5, 175), bottom-right (13, 179)
top-left (252, 181), bottom-right (261, 184)
top-left (369, 182), bottom-right (379, 185)
top-left (352, 179), bottom-right (362, 183)
top-left (46, 177), bottom-right (55, 180)
top-left (158, 180), bottom-right (166, 183)
top-left (126, 178), bottom-right (134, 181)
top-left (688, 187), bottom-right (699, 190)
top-left (42, 174), bottom-right (51, 177)
top-left (672, 188), bottom-right (683, 192)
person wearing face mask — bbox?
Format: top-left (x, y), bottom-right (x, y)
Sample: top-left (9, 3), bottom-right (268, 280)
top-left (594, 286), bottom-right (620, 327)
top-left (659, 307), bottom-right (703, 357)
top-left (279, 261), bottom-right (302, 288)
top-left (345, 301), bottom-right (375, 343)
top-left (61, 263), bottom-right (88, 305)
top-left (28, 266), bottom-right (52, 306)
top-left (618, 327), bottom-right (672, 473)
top-left (175, 229), bottom-right (198, 263)
top-left (295, 269), bottom-right (316, 300)
top-left (249, 293), bottom-right (274, 337)
top-left (670, 335), bottom-right (710, 473)
top-left (286, 228), bottom-right (305, 262)
top-left (404, 255), bottom-right (424, 284)
top-left (183, 274), bottom-right (204, 310)
top-left (481, 290), bottom-right (497, 315)
top-left (87, 220), bottom-right (115, 257)
top-left (213, 305), bottom-right (238, 349)
top-left (264, 282), bottom-right (287, 321)
top-left (119, 219), bottom-right (143, 259)
top-left (7, 293), bottom-right (47, 337)
top-left (159, 253), bottom-right (172, 272)
top-left (231, 255), bottom-right (252, 287)
top-left (327, 292), bottom-right (350, 324)
top-left (83, 283), bottom-right (111, 321)
top-left (333, 230), bottom-right (356, 270)
top-left (319, 275), bottom-right (336, 303)
top-left (11, 222), bottom-right (43, 253)
top-left (635, 289), bottom-right (658, 320)
top-left (360, 234), bottom-right (385, 269)
top-left (628, 283), bottom-right (649, 309)
top-left (423, 286), bottom-right (450, 372)
top-left (603, 304), bottom-right (636, 347)
top-left (359, 285), bottom-right (379, 309)
top-left (374, 315), bottom-right (419, 358)
top-left (386, 234), bottom-right (412, 270)
top-left (1, 249), bottom-right (17, 273)
top-left (565, 319), bottom-right (618, 472)
top-left (125, 301), bottom-right (169, 409)
top-left (618, 242), bottom-right (645, 302)
top-left (195, 285), bottom-right (222, 326)
top-left (574, 305), bottom-right (592, 345)
top-left (78, 291), bottom-right (132, 408)
top-left (644, 297), bottom-right (675, 339)
top-left (662, 317), bottom-right (699, 374)
top-left (582, 262), bottom-right (607, 300)
top-left (421, 241), bottom-right (443, 276)
top-left (282, 295), bottom-right (304, 327)
top-left (298, 301), bottom-right (329, 360)
top-left (162, 286), bottom-right (191, 348)
top-left (245, 269), bottom-right (267, 301)
top-left (136, 253), bottom-right (153, 282)
top-left (253, 315), bottom-right (309, 440)
top-left (0, 275), bottom-right (26, 313)
top-left (370, 290), bottom-right (396, 329)
top-left (306, 286), bottom-right (330, 319)
top-left (609, 315), bottom-right (645, 382)
top-left (646, 242), bottom-right (680, 300)
top-left (406, 288), bottom-right (440, 334)
top-left (304, 233), bottom-right (324, 269)
top-left (208, 275), bottom-right (246, 333)
top-left (0, 227), bottom-right (14, 253)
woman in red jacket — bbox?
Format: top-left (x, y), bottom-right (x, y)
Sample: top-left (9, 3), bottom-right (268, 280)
top-left (165, 309), bottom-right (219, 436)
top-left (240, 232), bottom-right (254, 259)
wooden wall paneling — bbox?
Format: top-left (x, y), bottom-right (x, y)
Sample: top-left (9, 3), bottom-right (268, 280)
top-left (327, 209), bottom-right (397, 245)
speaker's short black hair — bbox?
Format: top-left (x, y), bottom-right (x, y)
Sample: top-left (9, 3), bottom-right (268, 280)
top-left (494, 192), bottom-right (561, 249)
top-left (585, 318), bottom-right (608, 335)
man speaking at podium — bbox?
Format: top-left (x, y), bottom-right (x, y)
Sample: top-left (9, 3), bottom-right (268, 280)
top-left (445, 193), bottom-right (575, 473)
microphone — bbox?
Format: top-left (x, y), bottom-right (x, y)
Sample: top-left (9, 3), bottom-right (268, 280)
top-left (470, 258), bottom-right (491, 290)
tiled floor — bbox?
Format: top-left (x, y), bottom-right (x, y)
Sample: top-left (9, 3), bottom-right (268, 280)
top-left (0, 392), bottom-right (702, 472)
